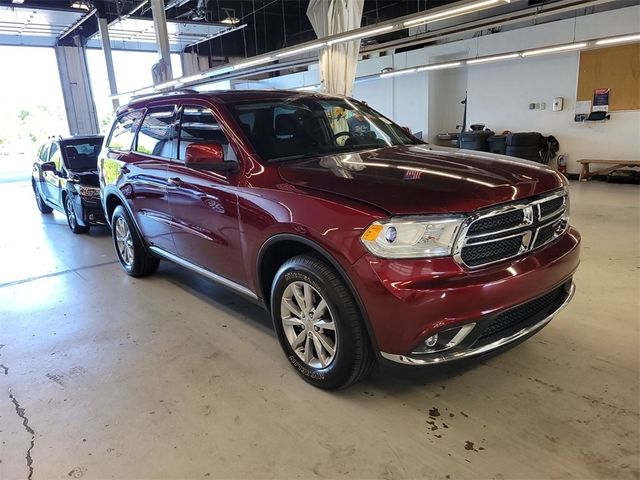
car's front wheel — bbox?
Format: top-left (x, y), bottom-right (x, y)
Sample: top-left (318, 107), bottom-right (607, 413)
top-left (65, 195), bottom-right (89, 234)
top-left (271, 254), bottom-right (375, 389)
top-left (111, 205), bottom-right (160, 277)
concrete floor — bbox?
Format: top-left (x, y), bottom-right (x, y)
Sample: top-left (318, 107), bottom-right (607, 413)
top-left (0, 179), bottom-right (638, 479)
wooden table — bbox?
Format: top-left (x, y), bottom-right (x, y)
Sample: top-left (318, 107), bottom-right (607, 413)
top-left (578, 159), bottom-right (640, 181)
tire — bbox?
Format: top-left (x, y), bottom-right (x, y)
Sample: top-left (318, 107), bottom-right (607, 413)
top-left (111, 205), bottom-right (160, 277)
top-left (506, 145), bottom-right (539, 161)
top-left (32, 180), bottom-right (53, 214)
top-left (270, 254), bottom-right (375, 389)
top-left (64, 194), bottom-right (89, 234)
top-left (506, 132), bottom-right (541, 147)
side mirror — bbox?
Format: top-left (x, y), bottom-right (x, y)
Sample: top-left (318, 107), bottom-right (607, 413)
top-left (185, 142), bottom-right (237, 172)
top-left (41, 161), bottom-right (56, 172)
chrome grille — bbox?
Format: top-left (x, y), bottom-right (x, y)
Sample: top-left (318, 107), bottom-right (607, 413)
top-left (454, 190), bottom-right (568, 268)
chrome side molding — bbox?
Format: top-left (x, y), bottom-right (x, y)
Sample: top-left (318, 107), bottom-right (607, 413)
top-left (381, 282), bottom-right (576, 366)
top-left (149, 246), bottom-right (258, 300)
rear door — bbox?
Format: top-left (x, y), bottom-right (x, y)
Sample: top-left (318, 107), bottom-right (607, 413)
top-left (166, 102), bottom-right (245, 285)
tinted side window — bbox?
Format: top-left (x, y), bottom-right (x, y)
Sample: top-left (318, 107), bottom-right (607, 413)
top-left (178, 106), bottom-right (237, 162)
top-left (135, 107), bottom-right (177, 158)
top-left (108, 110), bottom-right (143, 151)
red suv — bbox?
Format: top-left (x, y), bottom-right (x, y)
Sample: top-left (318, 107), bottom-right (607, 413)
top-left (99, 90), bottom-right (580, 389)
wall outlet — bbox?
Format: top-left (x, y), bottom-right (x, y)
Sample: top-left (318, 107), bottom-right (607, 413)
top-left (529, 103), bottom-right (536, 110)
top-left (540, 102), bottom-right (546, 110)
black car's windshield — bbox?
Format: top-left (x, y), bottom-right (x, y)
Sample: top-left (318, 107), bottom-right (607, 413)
top-left (63, 139), bottom-right (103, 170)
top-left (230, 97), bottom-right (420, 161)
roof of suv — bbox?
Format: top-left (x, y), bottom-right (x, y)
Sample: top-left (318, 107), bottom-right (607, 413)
top-left (121, 89), bottom-right (345, 113)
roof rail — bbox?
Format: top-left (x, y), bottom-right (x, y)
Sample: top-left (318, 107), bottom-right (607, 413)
top-left (130, 88), bottom-right (200, 101)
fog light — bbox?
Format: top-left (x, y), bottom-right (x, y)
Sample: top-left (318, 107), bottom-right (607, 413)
top-left (425, 334), bottom-right (438, 348)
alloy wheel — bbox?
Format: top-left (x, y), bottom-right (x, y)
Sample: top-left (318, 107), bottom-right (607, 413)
top-left (280, 281), bottom-right (338, 369)
top-left (66, 197), bottom-right (77, 229)
top-left (114, 217), bottom-right (134, 267)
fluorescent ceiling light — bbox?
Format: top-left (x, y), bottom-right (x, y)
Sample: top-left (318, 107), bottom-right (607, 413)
top-left (154, 79), bottom-right (179, 90)
top-left (276, 42), bottom-right (325, 58)
top-left (12, 0), bottom-right (25, 4)
top-left (467, 53), bottom-right (520, 64)
top-left (234, 56), bottom-right (274, 70)
top-left (521, 42), bottom-right (587, 56)
top-left (221, 17), bottom-right (240, 25)
top-left (380, 68), bottom-right (416, 78)
top-left (595, 34), bottom-right (640, 46)
top-left (404, 0), bottom-right (509, 27)
top-left (416, 61), bottom-right (462, 71)
top-left (295, 85), bottom-right (320, 91)
top-left (71, 1), bottom-right (90, 10)
top-left (326, 25), bottom-right (393, 46)
top-left (179, 73), bottom-right (206, 83)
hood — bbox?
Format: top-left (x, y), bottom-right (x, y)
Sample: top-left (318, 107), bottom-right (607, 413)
top-left (277, 145), bottom-right (565, 215)
top-left (69, 170), bottom-right (100, 187)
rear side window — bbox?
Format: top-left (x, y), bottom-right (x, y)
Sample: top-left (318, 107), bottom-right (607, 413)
top-left (135, 107), bottom-right (177, 159)
top-left (108, 110), bottom-right (143, 151)
top-left (177, 106), bottom-right (236, 162)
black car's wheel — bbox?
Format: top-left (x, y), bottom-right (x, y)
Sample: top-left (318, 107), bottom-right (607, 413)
top-left (111, 205), bottom-right (160, 277)
top-left (271, 254), bottom-right (375, 389)
top-left (32, 180), bottom-right (53, 214)
top-left (65, 195), bottom-right (89, 234)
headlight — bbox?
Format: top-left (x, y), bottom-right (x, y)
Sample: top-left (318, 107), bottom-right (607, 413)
top-left (361, 216), bottom-right (464, 259)
top-left (74, 185), bottom-right (99, 198)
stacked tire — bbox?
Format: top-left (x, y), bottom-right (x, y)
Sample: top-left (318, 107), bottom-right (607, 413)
top-left (459, 130), bottom-right (494, 152)
top-left (505, 132), bottom-right (541, 162)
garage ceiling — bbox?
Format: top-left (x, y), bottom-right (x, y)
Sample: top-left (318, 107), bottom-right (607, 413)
top-left (0, 4), bottom-right (84, 46)
top-left (84, 16), bottom-right (227, 52)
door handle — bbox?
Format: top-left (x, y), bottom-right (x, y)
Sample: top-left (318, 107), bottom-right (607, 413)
top-left (168, 177), bottom-right (184, 186)
top-left (120, 166), bottom-right (130, 174)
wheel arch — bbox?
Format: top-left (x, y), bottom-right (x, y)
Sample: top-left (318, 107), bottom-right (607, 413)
top-left (256, 234), bottom-right (379, 351)
top-left (103, 188), bottom-right (154, 256)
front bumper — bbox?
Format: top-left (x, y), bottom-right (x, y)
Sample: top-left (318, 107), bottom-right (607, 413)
top-left (380, 281), bottom-right (575, 365)
top-left (348, 227), bottom-right (580, 360)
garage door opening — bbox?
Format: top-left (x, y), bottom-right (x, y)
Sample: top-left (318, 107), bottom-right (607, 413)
top-left (0, 46), bottom-right (68, 183)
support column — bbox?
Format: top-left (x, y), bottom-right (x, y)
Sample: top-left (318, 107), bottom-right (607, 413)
top-left (150, 0), bottom-right (173, 82)
top-left (55, 45), bottom-right (100, 136)
top-left (98, 17), bottom-right (119, 111)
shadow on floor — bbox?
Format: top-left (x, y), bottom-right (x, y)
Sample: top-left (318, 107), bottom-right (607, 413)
top-left (152, 261), bottom-right (492, 392)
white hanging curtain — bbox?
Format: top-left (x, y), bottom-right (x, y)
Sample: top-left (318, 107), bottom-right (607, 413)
top-left (306, 0), bottom-right (365, 96)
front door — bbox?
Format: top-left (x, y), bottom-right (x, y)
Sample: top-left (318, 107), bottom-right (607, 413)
top-left (44, 143), bottom-right (63, 207)
top-left (166, 103), bottom-right (245, 286)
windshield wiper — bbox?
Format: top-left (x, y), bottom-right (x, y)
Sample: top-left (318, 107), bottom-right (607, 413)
top-left (268, 152), bottom-right (321, 163)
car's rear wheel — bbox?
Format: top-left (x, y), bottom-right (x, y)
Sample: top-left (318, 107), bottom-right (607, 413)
top-left (65, 195), bottom-right (89, 234)
top-left (32, 181), bottom-right (52, 214)
top-left (271, 254), bottom-right (375, 389)
top-left (111, 205), bottom-right (160, 277)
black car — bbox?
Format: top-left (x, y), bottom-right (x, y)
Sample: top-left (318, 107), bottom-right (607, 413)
top-left (32, 135), bottom-right (106, 233)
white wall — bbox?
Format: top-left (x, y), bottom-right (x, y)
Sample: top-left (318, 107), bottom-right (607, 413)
top-left (466, 52), bottom-right (640, 172)
top-left (244, 5), bottom-right (640, 173)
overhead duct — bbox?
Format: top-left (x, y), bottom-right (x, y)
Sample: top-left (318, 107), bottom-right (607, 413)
top-left (307, 0), bottom-right (364, 96)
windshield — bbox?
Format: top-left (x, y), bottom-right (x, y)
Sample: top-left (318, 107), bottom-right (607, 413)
top-left (230, 97), bottom-right (420, 161)
top-left (63, 139), bottom-right (103, 170)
